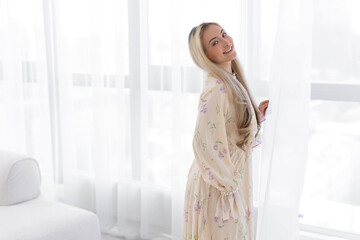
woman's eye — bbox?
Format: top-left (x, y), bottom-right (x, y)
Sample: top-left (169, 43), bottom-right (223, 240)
top-left (212, 41), bottom-right (218, 46)
top-left (222, 32), bottom-right (227, 37)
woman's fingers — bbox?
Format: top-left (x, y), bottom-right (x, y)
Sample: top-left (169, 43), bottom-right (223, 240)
top-left (258, 100), bottom-right (269, 116)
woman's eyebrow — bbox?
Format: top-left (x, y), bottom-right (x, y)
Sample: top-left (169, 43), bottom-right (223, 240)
top-left (208, 29), bottom-right (224, 44)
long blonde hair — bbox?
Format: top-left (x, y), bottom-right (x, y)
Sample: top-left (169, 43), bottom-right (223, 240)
top-left (188, 22), bottom-right (262, 153)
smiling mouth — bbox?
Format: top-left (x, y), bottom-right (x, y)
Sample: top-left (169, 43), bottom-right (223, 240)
top-left (223, 46), bottom-right (233, 54)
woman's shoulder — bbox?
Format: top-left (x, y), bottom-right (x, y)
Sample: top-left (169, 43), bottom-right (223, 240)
top-left (203, 73), bottom-right (227, 93)
top-left (205, 72), bottom-right (224, 84)
top-left (199, 73), bottom-right (229, 106)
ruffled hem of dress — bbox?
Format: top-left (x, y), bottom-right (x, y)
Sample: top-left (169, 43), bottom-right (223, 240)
top-left (251, 127), bottom-right (263, 149)
top-left (215, 190), bottom-right (247, 221)
top-left (251, 133), bottom-right (262, 148)
top-left (258, 111), bottom-right (266, 123)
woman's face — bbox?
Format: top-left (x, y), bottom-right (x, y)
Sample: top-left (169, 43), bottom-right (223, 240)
top-left (202, 24), bottom-right (237, 67)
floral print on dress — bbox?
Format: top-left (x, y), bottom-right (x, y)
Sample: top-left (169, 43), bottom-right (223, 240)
top-left (220, 86), bottom-right (227, 93)
top-left (200, 99), bottom-right (208, 114)
top-left (205, 167), bottom-right (215, 181)
top-left (183, 73), bottom-right (260, 240)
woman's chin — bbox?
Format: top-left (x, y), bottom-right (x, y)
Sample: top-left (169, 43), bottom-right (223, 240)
top-left (231, 50), bottom-right (237, 58)
top-left (225, 51), bottom-right (237, 60)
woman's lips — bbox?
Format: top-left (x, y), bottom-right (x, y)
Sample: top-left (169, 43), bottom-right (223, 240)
top-left (223, 46), bottom-right (233, 54)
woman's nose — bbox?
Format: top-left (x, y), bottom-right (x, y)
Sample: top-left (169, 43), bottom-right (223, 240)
top-left (223, 39), bottom-right (231, 47)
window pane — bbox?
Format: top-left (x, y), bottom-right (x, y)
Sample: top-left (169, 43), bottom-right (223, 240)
top-left (258, 0), bottom-right (360, 83)
top-left (300, 100), bottom-right (360, 234)
top-left (147, 91), bottom-right (198, 186)
top-left (148, 0), bottom-right (246, 66)
top-left (312, 0), bottom-right (360, 83)
top-left (57, 0), bottom-right (129, 75)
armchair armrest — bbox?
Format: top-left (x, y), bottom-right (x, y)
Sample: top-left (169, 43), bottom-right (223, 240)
top-left (0, 150), bottom-right (41, 206)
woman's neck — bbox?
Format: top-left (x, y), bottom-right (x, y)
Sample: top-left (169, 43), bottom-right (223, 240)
top-left (219, 61), bottom-right (232, 74)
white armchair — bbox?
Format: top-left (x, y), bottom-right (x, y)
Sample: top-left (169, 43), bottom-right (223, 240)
top-left (0, 150), bottom-right (101, 240)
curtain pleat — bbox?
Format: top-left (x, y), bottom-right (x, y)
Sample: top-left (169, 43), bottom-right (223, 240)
top-left (255, 0), bottom-right (313, 239)
top-left (0, 0), bottom-right (324, 239)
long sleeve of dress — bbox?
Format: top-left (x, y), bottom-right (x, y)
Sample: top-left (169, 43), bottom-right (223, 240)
top-left (192, 79), bottom-right (247, 221)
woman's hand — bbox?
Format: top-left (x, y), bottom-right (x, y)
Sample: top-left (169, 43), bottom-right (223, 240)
top-left (258, 100), bottom-right (269, 117)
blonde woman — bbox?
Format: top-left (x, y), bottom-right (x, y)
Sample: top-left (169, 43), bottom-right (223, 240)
top-left (183, 22), bottom-right (269, 239)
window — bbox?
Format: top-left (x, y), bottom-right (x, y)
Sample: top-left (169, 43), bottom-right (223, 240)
top-left (253, 0), bottom-right (360, 238)
top-left (299, 0), bottom-right (360, 238)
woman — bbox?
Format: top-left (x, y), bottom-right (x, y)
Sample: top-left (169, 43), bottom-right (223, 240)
top-left (183, 22), bottom-right (269, 239)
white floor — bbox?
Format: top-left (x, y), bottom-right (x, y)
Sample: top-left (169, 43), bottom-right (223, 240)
top-left (102, 233), bottom-right (166, 240)
top-left (101, 233), bottom-right (126, 240)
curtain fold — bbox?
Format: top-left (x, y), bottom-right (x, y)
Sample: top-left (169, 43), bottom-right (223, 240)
top-left (0, 0), bottom-right (317, 239)
top-left (0, 0), bottom-right (55, 196)
top-left (254, 0), bottom-right (313, 239)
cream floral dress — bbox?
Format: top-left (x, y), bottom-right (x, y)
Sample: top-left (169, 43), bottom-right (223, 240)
top-left (182, 73), bottom-right (264, 240)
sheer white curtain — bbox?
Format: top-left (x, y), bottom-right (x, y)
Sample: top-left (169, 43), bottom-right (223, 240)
top-left (0, 0), bottom-right (55, 188)
top-left (1, 0), bottom-right (331, 238)
top-left (253, 0), bottom-right (313, 239)
top-left (299, 1), bottom-right (360, 239)
top-left (0, 0), bottom-right (257, 239)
